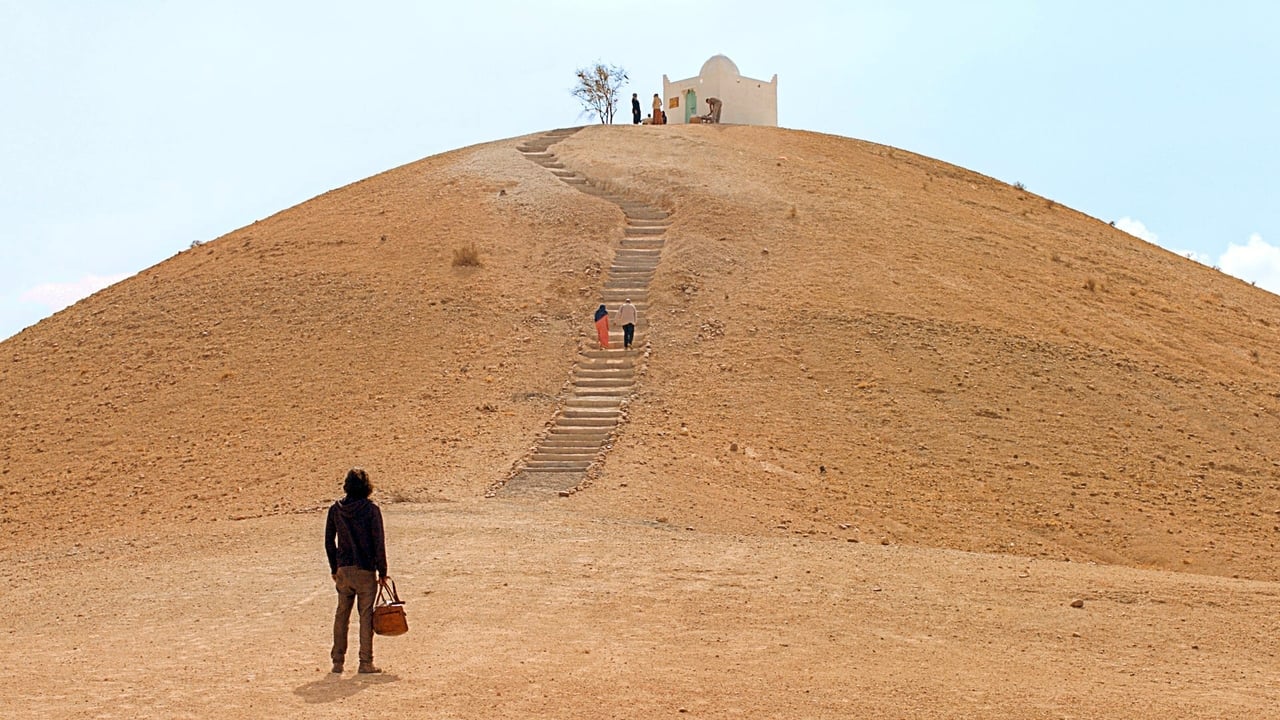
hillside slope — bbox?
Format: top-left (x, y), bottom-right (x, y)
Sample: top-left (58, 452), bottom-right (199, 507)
top-left (3, 125), bottom-right (1279, 580)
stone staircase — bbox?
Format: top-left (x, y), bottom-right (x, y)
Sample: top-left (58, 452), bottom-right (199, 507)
top-left (496, 128), bottom-right (670, 498)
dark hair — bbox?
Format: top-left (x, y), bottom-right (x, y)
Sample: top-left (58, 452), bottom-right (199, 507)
top-left (343, 467), bottom-right (373, 499)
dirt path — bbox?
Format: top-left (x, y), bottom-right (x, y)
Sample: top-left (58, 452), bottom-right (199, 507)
top-left (4, 498), bottom-right (1277, 719)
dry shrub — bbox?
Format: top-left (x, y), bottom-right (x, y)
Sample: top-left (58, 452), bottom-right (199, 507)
top-left (452, 242), bottom-right (482, 267)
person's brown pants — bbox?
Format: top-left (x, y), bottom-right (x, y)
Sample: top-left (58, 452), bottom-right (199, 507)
top-left (331, 566), bottom-right (378, 665)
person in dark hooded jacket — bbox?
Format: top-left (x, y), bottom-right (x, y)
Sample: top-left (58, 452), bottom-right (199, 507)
top-left (325, 467), bottom-right (390, 674)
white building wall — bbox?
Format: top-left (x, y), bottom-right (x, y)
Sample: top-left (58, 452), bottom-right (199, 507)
top-left (661, 55), bottom-right (777, 126)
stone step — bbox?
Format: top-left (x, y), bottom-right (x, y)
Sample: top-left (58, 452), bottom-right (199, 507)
top-left (578, 349), bottom-right (640, 359)
top-left (570, 385), bottom-right (631, 396)
top-left (575, 365), bottom-right (636, 376)
top-left (537, 438), bottom-right (601, 448)
top-left (563, 404), bottom-right (622, 415)
top-left (580, 348), bottom-right (639, 359)
top-left (574, 368), bottom-right (634, 379)
top-left (546, 427), bottom-right (613, 439)
top-left (617, 204), bottom-right (667, 214)
top-left (541, 429), bottom-right (609, 439)
top-left (624, 226), bottom-right (666, 237)
top-left (536, 439), bottom-right (602, 449)
top-left (575, 372), bottom-right (635, 382)
top-left (532, 449), bottom-right (599, 460)
top-left (574, 380), bottom-right (633, 391)
top-left (563, 396), bottom-right (623, 408)
top-left (573, 371), bottom-right (632, 384)
top-left (561, 177), bottom-right (587, 185)
top-left (548, 417), bottom-right (615, 428)
top-left (628, 218), bottom-right (670, 227)
top-left (524, 460), bottom-right (592, 471)
top-left (619, 242), bottom-right (664, 251)
top-left (551, 170), bottom-right (577, 178)
top-left (575, 357), bottom-right (636, 367)
top-left (538, 435), bottom-right (603, 446)
top-left (540, 161), bottom-right (566, 169)
top-left (552, 417), bottom-right (616, 427)
top-left (545, 417), bottom-right (614, 427)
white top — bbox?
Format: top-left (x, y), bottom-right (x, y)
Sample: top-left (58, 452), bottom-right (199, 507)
top-left (617, 303), bottom-right (638, 325)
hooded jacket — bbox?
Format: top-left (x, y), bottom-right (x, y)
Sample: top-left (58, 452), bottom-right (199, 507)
top-left (325, 497), bottom-right (387, 577)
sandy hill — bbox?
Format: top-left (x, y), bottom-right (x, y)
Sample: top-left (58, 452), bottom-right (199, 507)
top-left (4, 124), bottom-right (1278, 577)
top-left (2, 125), bottom-right (1279, 718)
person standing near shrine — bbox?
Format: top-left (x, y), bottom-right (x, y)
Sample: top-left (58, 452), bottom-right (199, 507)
top-left (631, 93), bottom-right (642, 124)
top-left (618, 298), bottom-right (638, 350)
top-left (652, 93), bottom-right (663, 125)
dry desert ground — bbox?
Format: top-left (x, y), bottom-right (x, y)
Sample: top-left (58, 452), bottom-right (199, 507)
top-left (2, 125), bottom-right (1278, 718)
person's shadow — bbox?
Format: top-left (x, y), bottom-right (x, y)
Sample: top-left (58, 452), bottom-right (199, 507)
top-left (294, 672), bottom-right (399, 704)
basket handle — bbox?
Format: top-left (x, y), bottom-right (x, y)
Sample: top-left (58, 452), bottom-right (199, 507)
top-left (376, 578), bottom-right (403, 606)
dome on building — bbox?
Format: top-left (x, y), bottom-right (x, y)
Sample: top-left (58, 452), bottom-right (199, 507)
top-left (699, 54), bottom-right (740, 78)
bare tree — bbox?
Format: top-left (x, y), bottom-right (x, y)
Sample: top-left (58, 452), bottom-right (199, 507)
top-left (571, 62), bottom-right (629, 124)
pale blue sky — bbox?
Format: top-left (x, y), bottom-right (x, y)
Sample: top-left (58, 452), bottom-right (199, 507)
top-left (2, 1), bottom-right (1277, 340)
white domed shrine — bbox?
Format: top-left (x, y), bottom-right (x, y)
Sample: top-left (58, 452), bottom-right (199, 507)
top-left (661, 54), bottom-right (778, 126)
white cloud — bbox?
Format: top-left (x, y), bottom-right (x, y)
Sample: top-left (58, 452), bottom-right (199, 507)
top-left (1218, 233), bottom-right (1280, 294)
top-left (19, 273), bottom-right (131, 312)
top-left (1115, 217), bottom-right (1158, 243)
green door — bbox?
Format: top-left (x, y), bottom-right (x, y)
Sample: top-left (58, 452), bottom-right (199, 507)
top-left (684, 89), bottom-right (697, 123)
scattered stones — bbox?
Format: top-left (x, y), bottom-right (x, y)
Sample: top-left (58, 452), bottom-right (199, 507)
top-left (729, 442), bottom-right (738, 452)
top-left (1070, 599), bottom-right (1085, 608)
